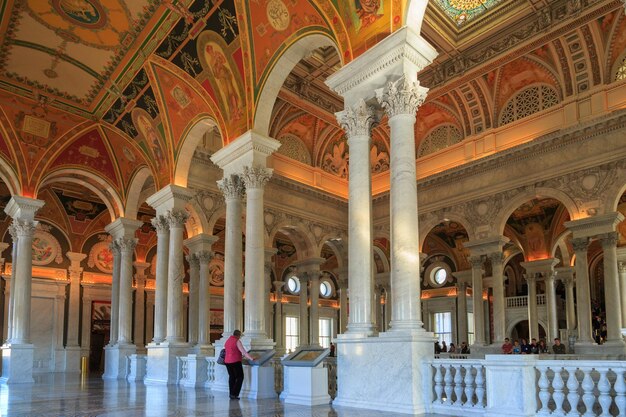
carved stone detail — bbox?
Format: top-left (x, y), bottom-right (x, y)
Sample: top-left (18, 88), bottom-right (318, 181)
top-left (571, 237), bottom-right (590, 253)
top-left (186, 253), bottom-right (200, 268)
top-left (151, 215), bottom-right (170, 234)
top-left (117, 237), bottom-right (138, 252)
top-left (242, 166), bottom-right (272, 190)
top-left (217, 174), bottom-right (245, 200)
top-left (376, 76), bottom-right (428, 118)
top-left (196, 250), bottom-right (213, 264)
top-left (599, 231), bottom-right (619, 248)
top-left (335, 100), bottom-right (378, 138)
top-left (165, 209), bottom-right (189, 228)
top-left (12, 219), bottom-right (36, 236)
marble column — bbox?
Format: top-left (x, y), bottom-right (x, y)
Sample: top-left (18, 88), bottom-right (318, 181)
top-left (545, 271), bottom-right (558, 342)
top-left (133, 262), bottom-right (150, 350)
top-left (5, 225), bottom-right (17, 343)
top-left (469, 256), bottom-right (486, 346)
top-left (556, 267), bottom-right (576, 335)
top-left (525, 273), bottom-right (539, 341)
top-left (619, 260), bottom-right (626, 331)
top-left (377, 77), bottom-right (428, 332)
top-left (453, 270), bottom-right (471, 345)
top-left (165, 210), bottom-right (188, 344)
top-left (599, 232), bottom-right (624, 346)
top-left (298, 275), bottom-right (309, 346)
top-left (197, 250), bottom-right (213, 351)
top-left (65, 252), bottom-right (87, 372)
top-left (146, 292), bottom-right (155, 343)
top-left (264, 248), bottom-right (277, 341)
top-left (217, 175), bottom-right (245, 336)
top-left (186, 254), bottom-right (200, 346)
top-left (241, 166), bottom-right (272, 340)
top-left (309, 272), bottom-right (321, 346)
top-left (489, 252), bottom-right (506, 344)
top-left (108, 241), bottom-right (121, 346)
top-left (273, 281), bottom-right (285, 354)
top-left (150, 215), bottom-right (169, 344)
top-left (117, 237), bottom-right (138, 345)
top-left (572, 237), bottom-right (594, 344)
top-left (334, 267), bottom-right (349, 334)
top-left (381, 283), bottom-right (391, 332)
top-left (2, 196), bottom-right (44, 384)
top-left (336, 100), bottom-right (377, 336)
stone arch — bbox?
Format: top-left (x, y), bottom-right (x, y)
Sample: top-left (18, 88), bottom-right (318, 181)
top-left (268, 220), bottom-right (317, 260)
top-left (321, 239), bottom-right (346, 270)
top-left (404, 0), bottom-right (428, 33)
top-left (314, 229), bottom-right (346, 258)
top-left (38, 169), bottom-right (123, 222)
top-left (0, 156), bottom-right (19, 197)
top-left (254, 33), bottom-right (342, 136)
top-left (506, 318), bottom-right (548, 340)
top-left (419, 212), bottom-right (474, 251)
top-left (607, 181), bottom-right (626, 213)
top-left (124, 167), bottom-right (153, 220)
top-left (551, 230), bottom-right (573, 266)
top-left (173, 116), bottom-right (220, 188)
top-left (496, 187), bottom-right (579, 237)
top-left (373, 245), bottom-right (390, 273)
top-left (207, 207), bottom-right (227, 237)
top-left (185, 197), bottom-right (209, 237)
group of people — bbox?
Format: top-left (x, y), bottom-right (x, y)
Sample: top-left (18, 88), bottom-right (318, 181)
top-left (501, 337), bottom-right (567, 354)
top-left (434, 341), bottom-right (470, 354)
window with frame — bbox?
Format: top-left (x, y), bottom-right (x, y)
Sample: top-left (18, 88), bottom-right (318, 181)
top-left (319, 317), bottom-right (332, 348)
top-left (285, 316), bottom-right (299, 353)
top-left (433, 312), bottom-right (452, 345)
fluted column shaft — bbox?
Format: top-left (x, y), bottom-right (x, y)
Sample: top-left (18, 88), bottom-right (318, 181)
top-left (11, 220), bottom-right (37, 344)
top-left (336, 101), bottom-right (377, 335)
top-left (469, 256), bottom-right (485, 345)
top-left (6, 225), bottom-right (17, 343)
top-left (600, 232), bottom-right (623, 343)
top-left (299, 276), bottom-right (309, 346)
top-left (377, 77), bottom-right (428, 331)
top-left (489, 252), bottom-right (506, 343)
top-left (526, 274), bottom-right (539, 341)
top-left (166, 210), bottom-right (188, 343)
top-left (187, 254), bottom-right (200, 345)
top-left (117, 237), bottom-right (137, 345)
top-left (197, 251), bottom-right (212, 346)
top-left (309, 273), bottom-right (320, 345)
top-left (133, 264), bottom-right (148, 348)
top-left (150, 215), bottom-right (169, 343)
top-left (619, 262), bottom-right (626, 328)
top-left (109, 241), bottom-right (121, 346)
top-left (66, 253), bottom-right (86, 347)
top-left (242, 167), bottom-right (272, 338)
top-left (572, 237), bottom-right (594, 343)
top-left (218, 176), bottom-right (245, 335)
top-left (545, 272), bottom-right (558, 342)
top-left (456, 281), bottom-right (468, 344)
top-left (273, 281), bottom-right (285, 353)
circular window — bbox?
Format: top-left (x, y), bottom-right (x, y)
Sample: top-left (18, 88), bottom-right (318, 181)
top-left (320, 281), bottom-right (332, 297)
top-left (287, 276), bottom-right (300, 294)
top-left (433, 268), bottom-right (447, 285)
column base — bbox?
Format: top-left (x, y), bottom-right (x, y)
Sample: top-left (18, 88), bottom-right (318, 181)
top-left (144, 342), bottom-right (189, 385)
top-left (332, 329), bottom-right (435, 414)
top-left (344, 323), bottom-right (377, 337)
top-left (1, 343), bottom-right (35, 384)
top-left (102, 343), bottom-right (136, 380)
top-left (64, 346), bottom-right (82, 373)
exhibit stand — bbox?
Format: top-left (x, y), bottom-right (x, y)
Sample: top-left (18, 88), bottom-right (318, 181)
top-left (241, 349), bottom-right (276, 399)
top-left (281, 346), bottom-right (331, 406)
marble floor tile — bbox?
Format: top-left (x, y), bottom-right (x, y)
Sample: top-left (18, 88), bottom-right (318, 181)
top-left (0, 375), bottom-right (459, 417)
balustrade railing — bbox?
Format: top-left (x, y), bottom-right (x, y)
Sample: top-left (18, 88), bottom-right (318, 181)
top-left (206, 357), bottom-right (216, 385)
top-left (536, 361), bottom-right (626, 416)
top-left (430, 359), bottom-right (487, 415)
top-left (506, 294), bottom-right (547, 308)
top-left (176, 356), bottom-right (189, 383)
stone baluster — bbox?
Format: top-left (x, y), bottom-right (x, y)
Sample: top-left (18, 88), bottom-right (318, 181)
top-left (599, 232), bottom-right (624, 346)
top-left (133, 262), bottom-right (149, 350)
top-left (453, 364), bottom-right (463, 406)
top-left (463, 364), bottom-right (475, 406)
top-left (572, 237), bottom-right (594, 344)
top-left (537, 365), bottom-right (551, 414)
top-left (377, 77), bottom-right (428, 331)
top-left (150, 215), bottom-right (169, 344)
top-left (566, 366), bottom-right (580, 413)
top-left (335, 100), bottom-right (377, 336)
top-left (217, 175), bottom-right (245, 336)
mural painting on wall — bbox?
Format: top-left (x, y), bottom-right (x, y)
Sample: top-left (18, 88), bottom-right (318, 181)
top-left (131, 108), bottom-right (168, 174)
top-left (91, 301), bottom-right (111, 333)
top-left (197, 30), bottom-right (245, 133)
top-left (88, 237), bottom-right (114, 274)
top-left (340, 0), bottom-right (391, 52)
top-left (209, 253), bottom-right (225, 286)
top-left (32, 226), bottom-right (63, 266)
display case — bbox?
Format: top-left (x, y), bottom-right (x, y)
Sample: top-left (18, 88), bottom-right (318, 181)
top-left (244, 349), bottom-right (276, 366)
top-left (282, 346), bottom-right (330, 367)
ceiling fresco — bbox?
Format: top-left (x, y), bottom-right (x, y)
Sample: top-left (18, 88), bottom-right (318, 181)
top-left (433, 0), bottom-right (506, 26)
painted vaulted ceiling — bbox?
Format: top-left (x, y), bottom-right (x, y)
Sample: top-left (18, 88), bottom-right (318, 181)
top-left (0, 0), bottom-right (623, 204)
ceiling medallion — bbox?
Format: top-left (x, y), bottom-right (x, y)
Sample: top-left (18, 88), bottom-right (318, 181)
top-left (434, 0), bottom-right (504, 26)
top-left (52, 0), bottom-right (107, 29)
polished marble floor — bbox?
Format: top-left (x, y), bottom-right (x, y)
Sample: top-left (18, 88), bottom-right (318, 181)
top-left (0, 374), bottom-right (459, 417)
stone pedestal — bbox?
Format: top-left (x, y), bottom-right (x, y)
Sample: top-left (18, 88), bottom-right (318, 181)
top-left (102, 344), bottom-right (136, 380)
top-left (179, 354), bottom-right (207, 387)
top-left (63, 346), bottom-right (82, 374)
top-left (283, 365), bottom-right (329, 406)
top-left (332, 330), bottom-right (435, 414)
top-left (144, 342), bottom-right (189, 385)
top-left (127, 354), bottom-right (147, 382)
top-left (483, 355), bottom-right (539, 417)
top-left (242, 365), bottom-right (276, 399)
top-left (0, 343), bottom-right (35, 384)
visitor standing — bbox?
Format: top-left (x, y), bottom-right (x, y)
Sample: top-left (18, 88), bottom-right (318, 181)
top-left (224, 330), bottom-right (254, 400)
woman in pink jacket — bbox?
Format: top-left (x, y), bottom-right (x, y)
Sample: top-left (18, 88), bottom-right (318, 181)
top-left (224, 329), bottom-right (253, 400)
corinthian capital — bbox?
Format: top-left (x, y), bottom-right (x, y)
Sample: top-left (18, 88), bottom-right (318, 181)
top-left (151, 215), bottom-right (169, 234)
top-left (376, 76), bottom-right (428, 118)
top-left (217, 174), bottom-right (245, 200)
top-left (599, 232), bottom-right (619, 248)
top-left (12, 219), bottom-right (37, 237)
top-left (335, 99), bottom-right (378, 138)
top-left (165, 209), bottom-right (189, 228)
top-left (117, 237), bottom-right (138, 252)
top-left (242, 166), bottom-right (272, 190)
top-left (488, 251), bottom-right (505, 265)
top-left (571, 237), bottom-right (589, 253)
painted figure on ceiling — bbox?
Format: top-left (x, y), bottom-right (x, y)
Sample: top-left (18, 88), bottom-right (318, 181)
top-left (204, 43), bottom-right (242, 120)
top-left (135, 112), bottom-right (164, 163)
top-left (347, 0), bottom-right (384, 32)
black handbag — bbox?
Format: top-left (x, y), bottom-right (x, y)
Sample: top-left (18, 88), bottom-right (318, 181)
top-left (217, 348), bottom-right (226, 365)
